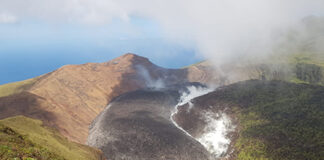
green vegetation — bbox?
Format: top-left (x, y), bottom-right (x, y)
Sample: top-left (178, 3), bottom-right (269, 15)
top-left (290, 53), bottom-right (324, 85)
top-left (295, 63), bottom-right (322, 84)
top-left (0, 116), bottom-right (103, 160)
top-left (0, 78), bottom-right (38, 98)
top-left (219, 80), bottom-right (324, 160)
top-left (258, 53), bottom-right (324, 85)
top-left (288, 53), bottom-right (324, 67)
top-left (0, 123), bottom-right (65, 160)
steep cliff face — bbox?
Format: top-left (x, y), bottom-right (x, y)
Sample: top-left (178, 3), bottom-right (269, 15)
top-left (87, 84), bottom-right (212, 160)
top-left (0, 53), bottom-right (217, 143)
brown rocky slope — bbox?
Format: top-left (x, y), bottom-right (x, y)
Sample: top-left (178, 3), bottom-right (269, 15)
top-left (0, 53), bottom-right (218, 143)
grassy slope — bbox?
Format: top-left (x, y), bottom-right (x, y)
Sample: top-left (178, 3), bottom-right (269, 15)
top-left (288, 53), bottom-right (324, 66)
top-left (270, 53), bottom-right (324, 85)
top-left (0, 78), bottom-right (38, 98)
top-left (289, 53), bottom-right (324, 83)
top-left (0, 116), bottom-right (103, 160)
top-left (0, 124), bottom-right (65, 160)
top-left (217, 80), bottom-right (324, 160)
top-left (183, 53), bottom-right (324, 86)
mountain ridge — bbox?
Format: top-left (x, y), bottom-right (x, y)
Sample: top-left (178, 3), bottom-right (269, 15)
top-left (0, 53), bottom-right (215, 143)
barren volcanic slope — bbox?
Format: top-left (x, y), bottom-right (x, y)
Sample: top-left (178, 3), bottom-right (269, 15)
top-left (0, 53), bottom-right (215, 143)
top-left (87, 84), bottom-right (212, 160)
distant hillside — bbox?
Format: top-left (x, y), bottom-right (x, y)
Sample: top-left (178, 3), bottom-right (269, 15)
top-left (287, 53), bottom-right (324, 85)
top-left (0, 116), bottom-right (104, 160)
top-left (0, 78), bottom-right (38, 98)
top-left (190, 53), bottom-right (324, 86)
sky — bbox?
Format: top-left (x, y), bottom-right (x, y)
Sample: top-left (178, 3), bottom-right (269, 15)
top-left (0, 17), bottom-right (200, 85)
top-left (1, 0), bottom-right (324, 85)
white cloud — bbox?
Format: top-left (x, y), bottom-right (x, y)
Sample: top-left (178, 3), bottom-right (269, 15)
top-left (0, 0), bottom-right (323, 63)
top-left (0, 13), bottom-right (17, 24)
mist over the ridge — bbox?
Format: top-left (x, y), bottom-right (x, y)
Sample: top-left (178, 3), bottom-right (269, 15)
top-left (1, 0), bottom-right (323, 65)
top-left (135, 65), bottom-right (165, 89)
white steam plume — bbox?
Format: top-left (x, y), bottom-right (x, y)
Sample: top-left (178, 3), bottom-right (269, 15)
top-left (177, 86), bottom-right (214, 112)
top-left (171, 85), bottom-right (214, 137)
top-left (197, 111), bottom-right (235, 158)
top-left (135, 65), bottom-right (165, 89)
top-left (1, 0), bottom-right (324, 64)
top-left (171, 86), bottom-right (235, 159)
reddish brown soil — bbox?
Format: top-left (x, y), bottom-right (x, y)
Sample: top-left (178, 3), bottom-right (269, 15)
top-left (0, 53), bottom-right (219, 143)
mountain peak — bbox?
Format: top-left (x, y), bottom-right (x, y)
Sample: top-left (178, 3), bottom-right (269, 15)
top-left (106, 53), bottom-right (152, 67)
top-left (121, 53), bottom-right (139, 58)
top-left (119, 53), bottom-right (149, 62)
